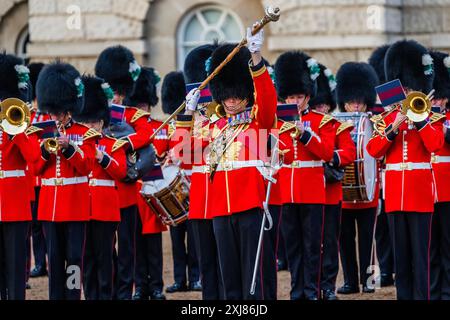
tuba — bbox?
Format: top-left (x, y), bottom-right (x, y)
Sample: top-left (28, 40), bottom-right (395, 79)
top-left (0, 98), bottom-right (31, 135)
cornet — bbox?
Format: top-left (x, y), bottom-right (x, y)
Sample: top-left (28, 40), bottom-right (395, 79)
top-left (0, 98), bottom-right (31, 135)
top-left (374, 90), bottom-right (433, 137)
top-left (43, 122), bottom-right (66, 154)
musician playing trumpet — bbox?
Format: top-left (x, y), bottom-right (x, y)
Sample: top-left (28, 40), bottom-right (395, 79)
top-left (366, 40), bottom-right (445, 300)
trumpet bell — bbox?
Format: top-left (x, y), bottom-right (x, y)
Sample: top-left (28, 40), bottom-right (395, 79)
top-left (402, 91), bottom-right (431, 123)
top-left (44, 138), bottom-right (59, 154)
top-left (0, 98), bottom-right (31, 135)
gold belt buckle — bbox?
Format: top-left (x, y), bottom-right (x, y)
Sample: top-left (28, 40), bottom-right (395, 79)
top-left (400, 163), bottom-right (408, 170)
top-left (0, 171), bottom-right (4, 179)
top-left (292, 161), bottom-right (299, 168)
top-left (55, 178), bottom-right (64, 186)
top-left (431, 155), bottom-right (437, 164)
top-left (89, 179), bottom-right (96, 187)
top-left (223, 162), bottom-right (232, 171)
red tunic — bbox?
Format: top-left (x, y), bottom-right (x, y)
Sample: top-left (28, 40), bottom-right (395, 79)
top-left (277, 109), bottom-right (335, 205)
top-left (431, 111), bottom-right (450, 203)
top-left (366, 110), bottom-right (445, 213)
top-left (326, 120), bottom-right (357, 205)
top-left (0, 129), bottom-right (40, 222)
top-left (89, 136), bottom-right (127, 221)
top-left (36, 121), bottom-right (98, 221)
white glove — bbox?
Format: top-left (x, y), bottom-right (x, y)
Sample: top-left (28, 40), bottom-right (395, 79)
top-left (186, 88), bottom-right (201, 112)
top-left (246, 24), bottom-right (264, 53)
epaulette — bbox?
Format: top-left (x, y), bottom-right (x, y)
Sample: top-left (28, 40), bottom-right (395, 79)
top-left (83, 128), bottom-right (101, 141)
top-left (168, 122), bottom-right (176, 139)
top-left (429, 112), bottom-right (446, 124)
top-left (336, 121), bottom-right (354, 136)
top-left (130, 108), bottom-right (150, 123)
top-left (25, 125), bottom-right (43, 136)
top-left (279, 120), bottom-right (298, 135)
top-left (313, 111), bottom-right (334, 129)
top-left (112, 139), bottom-right (128, 153)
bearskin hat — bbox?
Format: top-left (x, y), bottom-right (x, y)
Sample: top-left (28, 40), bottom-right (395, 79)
top-left (36, 61), bottom-right (84, 115)
top-left (309, 64), bottom-right (337, 111)
top-left (184, 43), bottom-right (219, 84)
top-left (0, 52), bottom-right (31, 102)
top-left (72, 75), bottom-right (111, 128)
top-left (384, 40), bottom-right (434, 93)
top-left (368, 44), bottom-right (390, 83)
top-left (274, 51), bottom-right (317, 100)
top-left (124, 67), bottom-right (160, 107)
top-left (430, 51), bottom-right (450, 100)
top-left (209, 44), bottom-right (255, 106)
top-left (95, 45), bottom-right (139, 96)
top-left (336, 62), bottom-right (379, 111)
top-left (28, 62), bottom-right (45, 101)
top-left (161, 71), bottom-right (185, 115)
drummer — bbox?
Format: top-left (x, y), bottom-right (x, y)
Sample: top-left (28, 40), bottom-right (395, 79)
top-left (334, 62), bottom-right (380, 295)
top-left (122, 67), bottom-right (169, 301)
top-left (309, 64), bottom-right (356, 300)
top-left (274, 51), bottom-right (335, 300)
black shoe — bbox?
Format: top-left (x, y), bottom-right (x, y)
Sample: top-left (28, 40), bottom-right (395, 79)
top-left (337, 284), bottom-right (360, 295)
top-left (277, 260), bottom-right (288, 271)
top-left (306, 295), bottom-right (319, 301)
top-left (322, 289), bottom-right (338, 301)
top-left (188, 281), bottom-right (202, 292)
top-left (362, 285), bottom-right (375, 293)
top-left (132, 290), bottom-right (149, 300)
top-left (379, 274), bottom-right (395, 287)
top-left (30, 266), bottom-right (47, 278)
top-left (166, 282), bottom-right (188, 293)
top-left (150, 290), bottom-right (166, 300)
top-left (25, 282), bottom-right (31, 290)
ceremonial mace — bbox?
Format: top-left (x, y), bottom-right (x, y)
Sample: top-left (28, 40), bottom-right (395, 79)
top-left (149, 6), bottom-right (281, 140)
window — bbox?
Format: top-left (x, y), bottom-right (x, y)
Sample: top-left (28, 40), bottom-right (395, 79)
top-left (15, 26), bottom-right (29, 61)
top-left (177, 5), bottom-right (244, 68)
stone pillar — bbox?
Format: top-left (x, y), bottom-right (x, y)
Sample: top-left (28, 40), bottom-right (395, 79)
top-left (27, 0), bottom-right (152, 72)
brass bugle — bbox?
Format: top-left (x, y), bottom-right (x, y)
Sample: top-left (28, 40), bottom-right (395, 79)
top-left (44, 138), bottom-right (59, 154)
top-left (149, 6), bottom-right (281, 140)
top-left (0, 98), bottom-right (31, 135)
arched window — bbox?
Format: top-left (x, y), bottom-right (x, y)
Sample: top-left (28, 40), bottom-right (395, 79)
top-left (177, 5), bottom-right (244, 68)
top-left (15, 26), bottom-right (29, 61)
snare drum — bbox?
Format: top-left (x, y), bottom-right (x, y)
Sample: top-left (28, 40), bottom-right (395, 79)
top-left (333, 112), bottom-right (377, 203)
top-left (141, 165), bottom-right (190, 226)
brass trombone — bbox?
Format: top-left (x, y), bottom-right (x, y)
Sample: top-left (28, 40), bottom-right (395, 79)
top-left (0, 98), bottom-right (31, 135)
top-left (374, 90), bottom-right (434, 137)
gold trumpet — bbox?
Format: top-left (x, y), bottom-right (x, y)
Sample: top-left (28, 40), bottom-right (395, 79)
top-left (0, 98), bottom-right (31, 135)
top-left (374, 90), bottom-right (433, 137)
top-left (43, 122), bottom-right (66, 154)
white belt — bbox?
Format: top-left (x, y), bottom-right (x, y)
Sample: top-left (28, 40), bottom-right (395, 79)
top-left (41, 176), bottom-right (89, 186)
top-left (283, 160), bottom-right (323, 169)
top-left (89, 179), bottom-right (115, 187)
top-left (431, 155), bottom-right (450, 164)
top-left (385, 162), bottom-right (431, 171)
top-left (192, 160), bottom-right (265, 173)
top-left (0, 170), bottom-right (25, 179)
top-left (183, 169), bottom-right (192, 176)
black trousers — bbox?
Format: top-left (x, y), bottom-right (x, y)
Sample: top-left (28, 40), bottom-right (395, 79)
top-left (277, 228), bottom-right (288, 267)
top-left (321, 203), bottom-right (341, 292)
top-left (115, 205), bottom-right (137, 300)
top-left (83, 221), bottom-right (118, 300)
top-left (432, 202), bottom-right (450, 300)
top-left (339, 207), bottom-right (377, 287)
top-left (135, 218), bottom-right (164, 295)
top-left (42, 221), bottom-right (86, 300)
top-left (388, 212), bottom-right (433, 300)
top-left (191, 219), bottom-right (223, 300)
top-left (375, 199), bottom-right (394, 276)
top-left (0, 222), bottom-right (29, 300)
top-left (281, 203), bottom-right (324, 300)
top-left (213, 208), bottom-right (264, 300)
top-left (31, 187), bottom-right (47, 270)
top-left (169, 220), bottom-right (199, 285)
top-left (263, 205), bottom-right (283, 300)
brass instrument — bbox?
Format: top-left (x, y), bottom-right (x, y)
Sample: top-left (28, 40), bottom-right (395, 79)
top-left (43, 122), bottom-right (66, 154)
top-left (374, 90), bottom-right (434, 137)
top-left (0, 98), bottom-right (31, 135)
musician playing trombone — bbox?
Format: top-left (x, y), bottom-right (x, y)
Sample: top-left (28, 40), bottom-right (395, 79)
top-left (366, 40), bottom-right (446, 300)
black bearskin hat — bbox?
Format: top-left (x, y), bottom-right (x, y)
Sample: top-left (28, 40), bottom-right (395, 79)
top-left (36, 61), bottom-right (84, 115)
top-left (0, 52), bottom-right (31, 102)
top-left (384, 40), bottom-right (434, 93)
top-left (209, 44), bottom-right (254, 106)
top-left (124, 67), bottom-right (160, 107)
top-left (95, 45), bottom-right (140, 96)
top-left (184, 43), bottom-right (219, 84)
top-left (368, 44), bottom-right (390, 83)
top-left (274, 51), bottom-right (317, 100)
top-left (336, 62), bottom-right (379, 111)
top-left (309, 64), bottom-right (337, 111)
top-left (28, 62), bottom-right (45, 101)
top-left (73, 75), bottom-right (112, 128)
top-left (430, 51), bottom-right (450, 100)
top-left (161, 71), bottom-right (185, 115)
